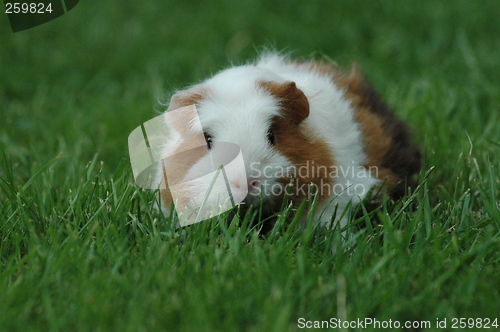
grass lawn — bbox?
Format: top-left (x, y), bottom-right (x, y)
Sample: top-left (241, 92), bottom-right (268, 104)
top-left (1, 0), bottom-right (499, 330)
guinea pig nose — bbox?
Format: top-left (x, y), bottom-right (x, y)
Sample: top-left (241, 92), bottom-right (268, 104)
top-left (230, 181), bottom-right (243, 190)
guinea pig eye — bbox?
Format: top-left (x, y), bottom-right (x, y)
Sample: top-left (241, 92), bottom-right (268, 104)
top-left (267, 131), bottom-right (275, 146)
top-left (204, 132), bottom-right (213, 150)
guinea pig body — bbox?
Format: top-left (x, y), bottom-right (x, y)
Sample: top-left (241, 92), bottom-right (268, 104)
top-left (157, 53), bottom-right (421, 228)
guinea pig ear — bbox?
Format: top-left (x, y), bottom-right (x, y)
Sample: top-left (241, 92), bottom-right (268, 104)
top-left (260, 81), bottom-right (310, 125)
top-left (167, 85), bottom-right (207, 112)
top-left (165, 85), bottom-right (208, 134)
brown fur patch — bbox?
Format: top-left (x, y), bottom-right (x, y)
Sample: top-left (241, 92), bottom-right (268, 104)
top-left (336, 64), bottom-right (421, 198)
top-left (294, 59), bottom-right (421, 198)
top-left (260, 81), bottom-right (310, 125)
top-left (259, 80), bottom-right (336, 207)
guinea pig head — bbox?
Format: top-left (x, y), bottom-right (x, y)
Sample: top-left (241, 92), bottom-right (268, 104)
top-left (161, 77), bottom-right (334, 220)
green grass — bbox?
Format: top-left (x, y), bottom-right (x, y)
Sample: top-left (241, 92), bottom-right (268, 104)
top-left (1, 0), bottom-right (499, 331)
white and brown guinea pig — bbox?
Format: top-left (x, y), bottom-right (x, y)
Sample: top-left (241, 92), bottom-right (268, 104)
top-left (157, 52), bottom-right (421, 228)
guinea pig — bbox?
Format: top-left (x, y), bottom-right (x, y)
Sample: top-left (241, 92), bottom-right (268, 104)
top-left (156, 52), bottom-right (421, 229)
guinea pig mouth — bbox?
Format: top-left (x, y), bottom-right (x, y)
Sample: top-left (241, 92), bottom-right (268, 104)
top-left (233, 199), bottom-right (281, 234)
top-left (242, 194), bottom-right (266, 209)
top-left (240, 192), bottom-right (283, 216)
